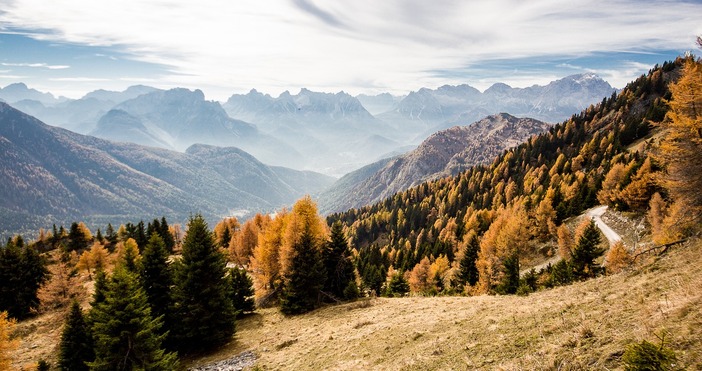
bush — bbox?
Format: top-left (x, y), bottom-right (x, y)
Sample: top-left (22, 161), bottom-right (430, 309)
top-left (622, 339), bottom-right (677, 371)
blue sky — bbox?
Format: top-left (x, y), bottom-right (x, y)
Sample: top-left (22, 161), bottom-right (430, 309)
top-left (0, 0), bottom-right (700, 101)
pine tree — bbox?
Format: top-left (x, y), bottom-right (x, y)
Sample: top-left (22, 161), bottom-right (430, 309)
top-left (495, 253), bottom-right (520, 295)
top-left (227, 267), bottom-right (255, 314)
top-left (159, 217), bottom-right (176, 254)
top-left (135, 221), bottom-right (148, 249)
top-left (91, 270), bottom-right (108, 308)
top-left (456, 232), bottom-right (480, 289)
top-left (322, 222), bottom-right (356, 300)
top-left (385, 271), bottom-right (409, 297)
top-left (119, 238), bottom-right (140, 273)
top-left (0, 241), bottom-right (49, 319)
top-left (171, 215), bottom-right (235, 352)
top-left (59, 301), bottom-right (94, 371)
top-left (141, 234), bottom-right (174, 339)
top-left (68, 222), bottom-right (89, 252)
top-left (105, 223), bottom-right (118, 248)
top-left (89, 268), bottom-right (178, 370)
top-left (280, 230), bottom-right (325, 314)
top-left (571, 219), bottom-right (605, 279)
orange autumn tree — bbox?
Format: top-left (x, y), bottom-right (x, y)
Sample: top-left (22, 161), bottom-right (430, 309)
top-left (658, 58), bottom-right (702, 238)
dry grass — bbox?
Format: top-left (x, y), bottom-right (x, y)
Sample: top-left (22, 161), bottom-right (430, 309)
top-left (186, 240), bottom-right (702, 370)
top-left (12, 241), bottom-right (701, 370)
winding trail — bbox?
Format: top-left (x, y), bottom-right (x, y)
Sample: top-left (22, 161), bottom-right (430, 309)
top-left (585, 205), bottom-right (622, 246)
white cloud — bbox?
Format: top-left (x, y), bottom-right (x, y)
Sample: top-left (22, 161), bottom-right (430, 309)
top-left (1, 62), bottom-right (70, 69)
top-left (49, 77), bottom-right (108, 82)
top-left (0, 0), bottom-right (700, 99)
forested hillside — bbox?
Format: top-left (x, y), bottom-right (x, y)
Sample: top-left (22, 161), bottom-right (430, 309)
top-left (328, 57), bottom-right (698, 295)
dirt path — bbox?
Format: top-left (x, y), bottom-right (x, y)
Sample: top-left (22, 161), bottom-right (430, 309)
top-left (586, 205), bottom-right (622, 246)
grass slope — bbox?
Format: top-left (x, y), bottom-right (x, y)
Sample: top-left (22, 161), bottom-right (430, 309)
top-left (188, 240), bottom-right (702, 370)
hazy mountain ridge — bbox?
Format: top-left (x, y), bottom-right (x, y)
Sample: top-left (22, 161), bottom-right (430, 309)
top-left (379, 73), bottom-right (615, 141)
top-left (224, 88), bottom-right (401, 176)
top-left (0, 102), bottom-right (334, 238)
top-left (318, 113), bottom-right (551, 213)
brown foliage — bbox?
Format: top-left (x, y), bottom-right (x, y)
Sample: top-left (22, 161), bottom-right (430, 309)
top-left (605, 241), bottom-right (632, 274)
top-left (660, 59), bottom-right (702, 230)
top-left (0, 312), bottom-right (18, 370)
top-left (557, 224), bottom-right (574, 260)
top-left (476, 205), bottom-right (529, 294)
top-left (408, 257), bottom-right (432, 294)
top-left (38, 260), bottom-right (85, 311)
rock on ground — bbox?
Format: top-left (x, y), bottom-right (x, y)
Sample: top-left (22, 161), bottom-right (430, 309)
top-left (188, 350), bottom-right (256, 371)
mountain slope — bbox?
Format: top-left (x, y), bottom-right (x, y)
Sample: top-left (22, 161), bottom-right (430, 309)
top-left (318, 113), bottom-right (551, 213)
top-left (0, 103), bottom-right (334, 238)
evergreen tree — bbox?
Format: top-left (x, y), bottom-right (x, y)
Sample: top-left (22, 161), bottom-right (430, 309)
top-left (159, 217), bottom-right (176, 254)
top-left (89, 268), bottom-right (178, 370)
top-left (280, 230), bottom-right (325, 315)
top-left (147, 219), bottom-right (161, 241)
top-left (119, 238), bottom-right (140, 274)
top-left (571, 219), bottom-right (605, 279)
top-left (495, 253), bottom-right (520, 295)
top-left (59, 301), bottom-right (94, 371)
top-left (67, 222), bottom-right (89, 252)
top-left (384, 272), bottom-right (410, 297)
top-left (0, 241), bottom-right (49, 319)
top-left (105, 223), bottom-right (118, 247)
top-left (141, 234), bottom-right (174, 338)
top-left (322, 222), bottom-right (356, 300)
top-left (91, 270), bottom-right (108, 308)
top-left (456, 232), bottom-right (480, 289)
top-left (171, 215), bottom-right (235, 352)
top-left (95, 228), bottom-right (103, 243)
top-left (135, 221), bottom-right (148, 249)
top-left (227, 267), bottom-right (255, 314)
top-left (219, 225), bottom-right (232, 249)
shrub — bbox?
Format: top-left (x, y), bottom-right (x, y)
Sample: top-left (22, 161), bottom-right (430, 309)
top-left (622, 339), bottom-right (677, 371)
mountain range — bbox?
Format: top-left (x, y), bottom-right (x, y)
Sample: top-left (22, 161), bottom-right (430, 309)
top-left (0, 102), bottom-right (334, 238)
top-left (0, 73), bottom-right (614, 176)
top-left (378, 73), bottom-right (615, 142)
top-left (317, 113), bottom-right (551, 213)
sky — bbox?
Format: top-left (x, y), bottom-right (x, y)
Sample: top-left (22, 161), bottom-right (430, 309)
top-left (0, 0), bottom-right (700, 101)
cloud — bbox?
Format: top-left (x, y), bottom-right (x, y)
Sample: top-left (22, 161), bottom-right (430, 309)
top-left (1, 62), bottom-right (70, 69)
top-left (290, 0), bottom-right (348, 29)
top-left (0, 0), bottom-right (700, 99)
top-left (49, 77), bottom-right (108, 82)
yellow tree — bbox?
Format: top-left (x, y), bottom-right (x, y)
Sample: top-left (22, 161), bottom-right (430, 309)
top-left (605, 241), bottom-right (632, 274)
top-left (229, 217), bottom-right (263, 266)
top-left (279, 196), bottom-right (328, 279)
top-left (76, 242), bottom-right (109, 278)
top-left (660, 59), bottom-right (702, 233)
top-left (214, 217), bottom-right (240, 250)
top-left (428, 255), bottom-right (451, 292)
top-left (476, 204), bottom-right (529, 294)
top-left (250, 210), bottom-right (288, 305)
top-left (557, 224), bottom-right (574, 260)
top-left (0, 311), bottom-right (18, 370)
top-left (408, 257), bottom-right (432, 294)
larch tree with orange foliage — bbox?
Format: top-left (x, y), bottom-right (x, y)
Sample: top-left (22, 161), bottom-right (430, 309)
top-left (279, 196), bottom-right (328, 314)
top-left (250, 210), bottom-right (287, 306)
top-left (0, 311), bottom-right (18, 370)
top-left (659, 58), bottom-right (702, 236)
top-left (475, 204), bottom-right (529, 294)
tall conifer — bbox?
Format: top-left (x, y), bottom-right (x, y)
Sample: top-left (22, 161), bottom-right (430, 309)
top-left (89, 268), bottom-right (178, 370)
top-left (59, 301), bottom-right (94, 371)
top-left (171, 215), bottom-right (235, 352)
